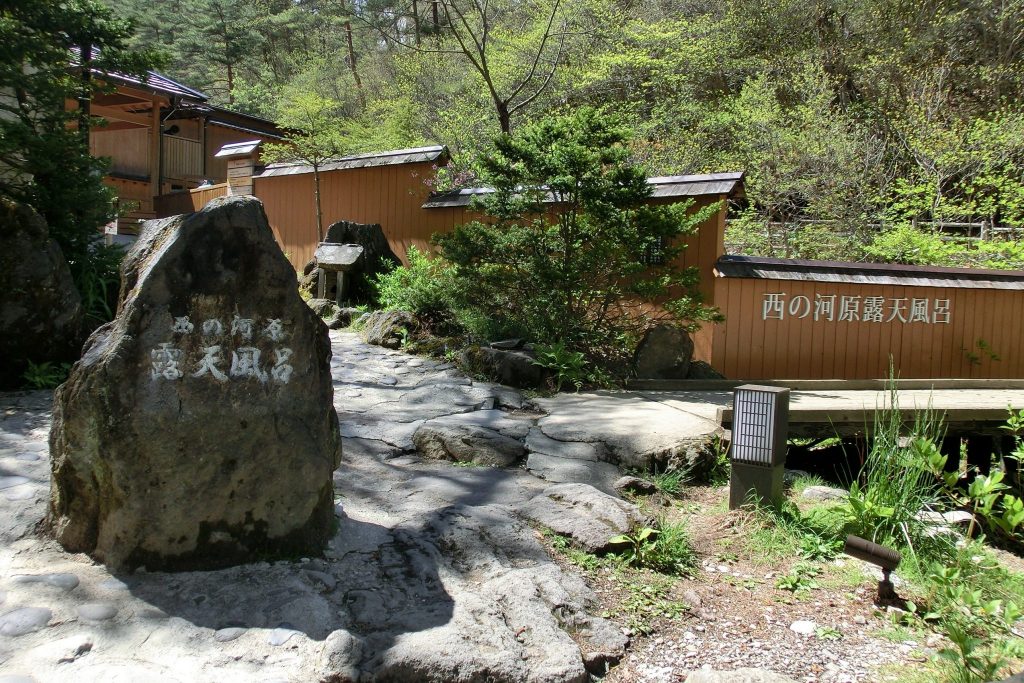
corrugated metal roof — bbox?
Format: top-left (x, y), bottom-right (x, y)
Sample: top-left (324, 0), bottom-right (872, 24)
top-left (715, 255), bottom-right (1024, 291)
top-left (648, 172), bottom-right (745, 199)
top-left (215, 140), bottom-right (262, 158)
top-left (256, 145), bottom-right (449, 177)
top-left (422, 171), bottom-right (745, 208)
top-left (79, 49), bottom-right (209, 100)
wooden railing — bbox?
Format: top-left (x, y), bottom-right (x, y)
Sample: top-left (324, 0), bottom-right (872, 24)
top-left (154, 182), bottom-right (228, 217)
top-left (162, 136), bottom-right (203, 180)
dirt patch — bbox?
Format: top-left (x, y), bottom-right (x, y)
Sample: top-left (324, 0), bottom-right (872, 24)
top-left (541, 485), bottom-right (941, 682)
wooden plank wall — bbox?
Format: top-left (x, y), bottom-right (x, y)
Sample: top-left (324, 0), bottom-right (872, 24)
top-left (710, 278), bottom-right (1023, 379)
top-left (91, 128), bottom-right (149, 177)
top-left (256, 161), bottom-right (470, 268)
top-left (256, 163), bottom-right (729, 271)
top-left (255, 164), bottom-right (729, 361)
top-left (205, 124), bottom-right (272, 182)
top-left (105, 176), bottom-right (154, 217)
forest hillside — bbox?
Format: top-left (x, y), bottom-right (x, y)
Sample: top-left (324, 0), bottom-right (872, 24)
top-left (113, 0), bottom-right (1024, 267)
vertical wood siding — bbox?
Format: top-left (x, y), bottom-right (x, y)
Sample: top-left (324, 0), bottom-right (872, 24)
top-left (257, 165), bottom-right (728, 363)
top-left (711, 277), bottom-right (1022, 379)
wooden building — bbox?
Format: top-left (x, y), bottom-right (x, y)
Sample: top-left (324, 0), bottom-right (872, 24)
top-left (79, 66), bottom-right (282, 237)
top-left (710, 256), bottom-right (1024, 379)
top-left (253, 147), bottom-right (743, 361)
top-left (187, 139), bottom-right (1024, 381)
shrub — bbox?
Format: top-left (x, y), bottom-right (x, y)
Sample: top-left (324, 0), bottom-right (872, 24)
top-left (435, 108), bottom-right (722, 372)
top-left (532, 342), bottom-right (588, 392)
top-left (609, 519), bottom-right (697, 576)
top-left (373, 246), bottom-right (462, 334)
top-left (840, 387), bottom-right (949, 560)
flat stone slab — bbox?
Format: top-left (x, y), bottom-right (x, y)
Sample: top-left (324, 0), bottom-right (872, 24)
top-left (525, 453), bottom-right (623, 494)
top-left (77, 603), bottom-right (117, 622)
top-left (533, 392), bottom-right (721, 469)
top-left (413, 419), bottom-right (527, 467)
top-left (517, 483), bottom-right (645, 553)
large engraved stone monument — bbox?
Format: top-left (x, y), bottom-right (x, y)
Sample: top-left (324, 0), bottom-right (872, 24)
top-left (47, 196), bottom-right (341, 571)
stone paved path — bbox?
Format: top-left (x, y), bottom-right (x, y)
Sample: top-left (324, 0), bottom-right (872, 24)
top-left (0, 330), bottom-right (723, 682)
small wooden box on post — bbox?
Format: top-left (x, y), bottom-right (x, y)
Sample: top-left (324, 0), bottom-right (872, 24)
top-left (215, 140), bottom-right (262, 196)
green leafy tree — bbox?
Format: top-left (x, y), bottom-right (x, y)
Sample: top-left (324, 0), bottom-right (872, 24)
top-left (0, 0), bottom-right (157, 308)
top-left (262, 91), bottom-right (350, 243)
top-left (435, 107), bottom-right (721, 369)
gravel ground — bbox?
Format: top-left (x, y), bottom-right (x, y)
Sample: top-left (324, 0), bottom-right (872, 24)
top-left (545, 486), bottom-right (942, 683)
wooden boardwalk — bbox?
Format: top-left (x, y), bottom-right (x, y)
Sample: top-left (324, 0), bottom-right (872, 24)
top-left (634, 387), bottom-right (1024, 437)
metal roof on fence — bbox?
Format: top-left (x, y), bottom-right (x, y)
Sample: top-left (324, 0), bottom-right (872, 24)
top-left (421, 171), bottom-right (745, 208)
top-left (715, 255), bottom-right (1024, 291)
top-left (256, 145), bottom-right (449, 177)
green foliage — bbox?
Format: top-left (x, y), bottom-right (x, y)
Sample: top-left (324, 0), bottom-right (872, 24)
top-left (604, 573), bottom-right (687, 636)
top-left (839, 389), bottom-right (949, 558)
top-left (924, 559), bottom-right (1024, 683)
top-left (775, 562), bottom-right (821, 593)
top-left (74, 242), bottom-right (124, 326)
top-left (373, 246), bottom-right (463, 334)
top-left (21, 361), bottom-right (72, 390)
top-left (0, 0), bottom-right (156, 333)
top-left (705, 436), bottom-right (731, 487)
top-left (543, 528), bottom-right (604, 571)
top-left (864, 225), bottom-right (960, 267)
top-left (262, 90), bottom-right (351, 242)
top-left (532, 342), bottom-right (587, 393)
top-left (815, 626), bottom-right (843, 641)
top-left (609, 520), bottom-right (697, 576)
top-left (917, 415), bottom-right (1024, 546)
top-left (650, 467), bottom-right (688, 497)
top-left (798, 534), bottom-right (842, 562)
top-left (435, 108), bottom-right (721, 371)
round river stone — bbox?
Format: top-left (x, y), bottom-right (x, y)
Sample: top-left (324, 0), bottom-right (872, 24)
top-left (77, 603), bottom-right (118, 622)
top-left (0, 607), bottom-right (52, 636)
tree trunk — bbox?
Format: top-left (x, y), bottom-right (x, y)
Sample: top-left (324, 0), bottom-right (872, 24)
top-left (412, 0), bottom-right (422, 45)
top-left (339, 0), bottom-right (364, 106)
top-left (78, 41), bottom-right (92, 143)
top-left (495, 99), bottom-right (511, 134)
top-left (226, 61), bottom-right (235, 104)
top-left (313, 164), bottom-right (324, 243)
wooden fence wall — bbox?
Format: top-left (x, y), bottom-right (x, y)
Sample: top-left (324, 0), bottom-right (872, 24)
top-left (153, 183), bottom-right (228, 218)
top-left (710, 277), bottom-right (1023, 379)
top-left (253, 163), bottom-right (729, 361)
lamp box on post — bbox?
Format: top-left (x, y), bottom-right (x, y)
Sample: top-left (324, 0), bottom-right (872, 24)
top-left (729, 384), bottom-right (790, 510)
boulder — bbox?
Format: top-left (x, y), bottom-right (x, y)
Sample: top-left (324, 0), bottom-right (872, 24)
top-left (614, 475), bottom-right (658, 495)
top-left (0, 200), bottom-right (83, 387)
top-left (461, 346), bottom-right (547, 388)
top-left (633, 324), bottom-right (693, 380)
top-left (326, 308), bottom-right (361, 330)
top-left (516, 483), bottom-right (645, 553)
top-left (800, 485), bottom-right (848, 501)
top-left (687, 359), bottom-right (726, 380)
top-left (307, 298), bottom-right (338, 318)
top-left (47, 196), bottom-right (341, 571)
top-left (361, 310), bottom-right (418, 349)
top-left (412, 417), bottom-right (527, 467)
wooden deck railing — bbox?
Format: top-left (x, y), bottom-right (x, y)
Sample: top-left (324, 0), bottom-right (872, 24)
top-left (154, 182), bottom-right (229, 217)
